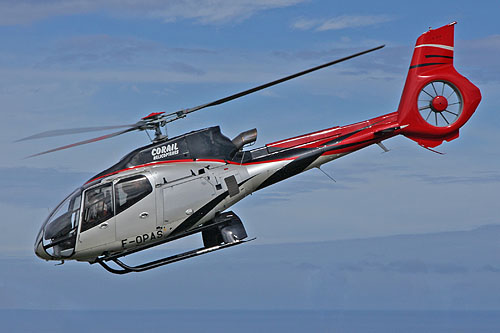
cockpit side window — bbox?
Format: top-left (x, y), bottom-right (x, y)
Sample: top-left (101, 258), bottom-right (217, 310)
top-left (115, 175), bottom-right (152, 215)
top-left (81, 184), bottom-right (114, 232)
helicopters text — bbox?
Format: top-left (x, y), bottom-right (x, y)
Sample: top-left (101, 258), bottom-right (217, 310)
top-left (29, 23), bottom-right (481, 274)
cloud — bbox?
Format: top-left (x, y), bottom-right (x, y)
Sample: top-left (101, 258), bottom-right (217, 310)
top-left (404, 171), bottom-right (500, 185)
top-left (0, 167), bottom-right (92, 208)
top-left (34, 34), bottom-right (210, 75)
top-left (334, 260), bottom-right (469, 274)
top-left (457, 35), bottom-right (500, 83)
top-left (481, 265), bottom-right (500, 273)
top-left (383, 260), bottom-right (468, 274)
top-left (0, 0), bottom-right (305, 26)
top-left (292, 15), bottom-right (393, 32)
top-left (292, 18), bottom-right (320, 31)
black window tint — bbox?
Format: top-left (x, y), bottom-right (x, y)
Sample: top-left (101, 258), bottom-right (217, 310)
top-left (115, 175), bottom-right (152, 215)
top-left (82, 184), bottom-right (114, 232)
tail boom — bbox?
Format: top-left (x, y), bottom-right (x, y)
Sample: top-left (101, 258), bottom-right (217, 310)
top-left (250, 22), bottom-right (480, 189)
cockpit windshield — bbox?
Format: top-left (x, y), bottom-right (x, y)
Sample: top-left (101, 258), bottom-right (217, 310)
top-left (37, 188), bottom-right (82, 258)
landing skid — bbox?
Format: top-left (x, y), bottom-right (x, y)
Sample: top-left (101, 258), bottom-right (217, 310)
top-left (97, 238), bottom-right (255, 275)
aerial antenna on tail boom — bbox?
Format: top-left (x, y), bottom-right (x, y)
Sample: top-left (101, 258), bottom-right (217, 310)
top-left (18, 45), bottom-right (385, 158)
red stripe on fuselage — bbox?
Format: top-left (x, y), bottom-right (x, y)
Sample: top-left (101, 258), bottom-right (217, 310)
top-left (267, 112), bottom-right (398, 149)
top-left (85, 157), bottom-right (297, 185)
top-left (86, 112), bottom-right (400, 185)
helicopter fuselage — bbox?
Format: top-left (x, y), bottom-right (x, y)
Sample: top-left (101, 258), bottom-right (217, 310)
top-left (35, 112), bottom-right (401, 263)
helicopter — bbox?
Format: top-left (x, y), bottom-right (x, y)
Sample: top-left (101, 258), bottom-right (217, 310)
top-left (30, 22), bottom-right (481, 274)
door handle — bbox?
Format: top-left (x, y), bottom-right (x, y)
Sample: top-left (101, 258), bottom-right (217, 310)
top-left (99, 222), bottom-right (109, 229)
top-left (139, 212), bottom-right (149, 219)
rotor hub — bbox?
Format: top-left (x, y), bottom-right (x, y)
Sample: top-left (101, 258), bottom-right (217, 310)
top-left (431, 95), bottom-right (448, 112)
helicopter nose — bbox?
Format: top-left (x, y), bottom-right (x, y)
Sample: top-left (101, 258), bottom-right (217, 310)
top-left (34, 231), bottom-right (51, 260)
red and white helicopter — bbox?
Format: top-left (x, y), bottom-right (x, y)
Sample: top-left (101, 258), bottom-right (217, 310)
top-left (28, 23), bottom-right (480, 274)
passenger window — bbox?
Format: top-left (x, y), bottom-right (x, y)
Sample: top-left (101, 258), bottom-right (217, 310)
top-left (115, 175), bottom-right (153, 215)
top-left (81, 184), bottom-right (114, 232)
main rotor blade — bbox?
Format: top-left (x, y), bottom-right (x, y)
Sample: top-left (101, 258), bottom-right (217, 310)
top-left (16, 124), bottom-right (136, 142)
top-left (26, 127), bottom-right (138, 158)
top-left (174, 45), bottom-right (385, 117)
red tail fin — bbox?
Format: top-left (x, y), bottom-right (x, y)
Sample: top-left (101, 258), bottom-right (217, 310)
top-left (397, 22), bottom-right (481, 148)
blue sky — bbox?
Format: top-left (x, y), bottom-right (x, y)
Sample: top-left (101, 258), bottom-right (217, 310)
top-left (0, 0), bottom-right (499, 315)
